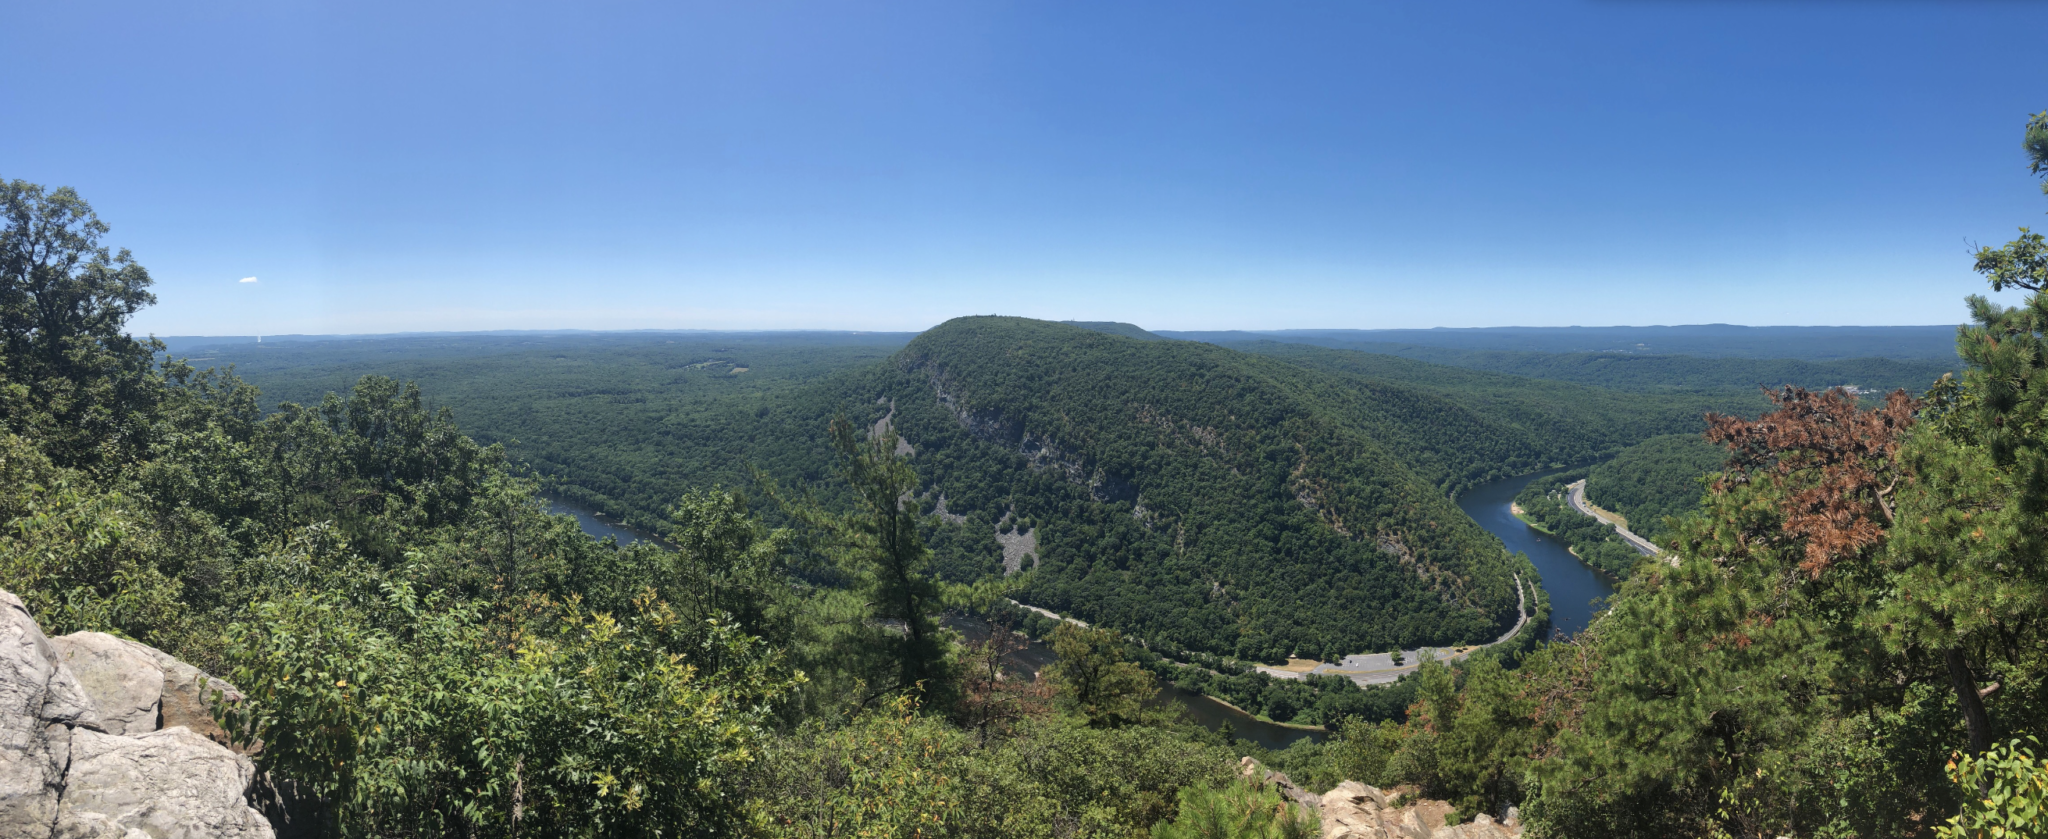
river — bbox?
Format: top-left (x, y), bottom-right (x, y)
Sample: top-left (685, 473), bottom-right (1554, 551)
top-left (544, 496), bottom-right (672, 547)
top-left (544, 471), bottom-right (1618, 749)
top-left (1455, 470), bottom-right (1617, 638)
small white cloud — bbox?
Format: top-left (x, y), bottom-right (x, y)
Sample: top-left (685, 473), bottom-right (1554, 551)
top-left (239, 277), bottom-right (259, 284)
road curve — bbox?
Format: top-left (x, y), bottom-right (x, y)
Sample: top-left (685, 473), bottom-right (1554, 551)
top-left (1565, 479), bottom-right (1662, 557)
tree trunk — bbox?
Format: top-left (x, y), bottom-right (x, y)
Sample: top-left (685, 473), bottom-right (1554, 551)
top-left (1946, 647), bottom-right (1993, 755)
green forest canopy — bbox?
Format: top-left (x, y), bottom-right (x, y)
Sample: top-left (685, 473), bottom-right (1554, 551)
top-left (1583, 433), bottom-right (1727, 541)
top-left (215, 315), bottom-right (1790, 661)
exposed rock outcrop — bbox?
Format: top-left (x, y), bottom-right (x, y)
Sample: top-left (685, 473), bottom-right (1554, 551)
top-left (57, 727), bottom-right (272, 838)
top-left (48, 633), bottom-right (161, 737)
top-left (0, 590), bottom-right (92, 839)
top-left (0, 590), bottom-right (273, 838)
top-left (51, 631), bottom-right (244, 749)
top-left (997, 525), bottom-right (1038, 574)
top-left (118, 636), bottom-right (245, 748)
top-left (1238, 756), bottom-right (1323, 816)
top-left (1238, 759), bottom-right (1519, 839)
top-left (1318, 780), bottom-right (1519, 839)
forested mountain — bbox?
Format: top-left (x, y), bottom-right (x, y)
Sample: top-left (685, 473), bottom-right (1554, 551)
top-left (218, 315), bottom-right (1762, 660)
top-left (1163, 323), bottom-right (1962, 359)
top-left (1225, 341), bottom-right (1760, 489)
top-left (1059, 320), bottom-right (1170, 341)
top-left (866, 316), bottom-right (1549, 659)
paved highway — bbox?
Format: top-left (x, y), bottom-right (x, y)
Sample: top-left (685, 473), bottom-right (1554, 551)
top-left (1565, 479), bottom-right (1663, 558)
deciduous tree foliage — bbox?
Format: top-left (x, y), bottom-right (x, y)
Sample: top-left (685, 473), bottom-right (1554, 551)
top-left (1046, 624), bottom-right (1157, 729)
top-left (0, 180), bottom-right (160, 467)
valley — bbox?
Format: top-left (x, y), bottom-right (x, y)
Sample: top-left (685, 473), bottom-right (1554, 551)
top-left (205, 316), bottom-right (1797, 662)
top-left (7, 9), bottom-right (2043, 830)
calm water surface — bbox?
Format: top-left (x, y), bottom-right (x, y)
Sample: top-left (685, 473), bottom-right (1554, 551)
top-left (545, 496), bottom-right (671, 547)
top-left (1456, 470), bottom-right (1617, 638)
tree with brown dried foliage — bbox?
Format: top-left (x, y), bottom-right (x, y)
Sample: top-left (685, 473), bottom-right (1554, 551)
top-left (1704, 386), bottom-right (1918, 578)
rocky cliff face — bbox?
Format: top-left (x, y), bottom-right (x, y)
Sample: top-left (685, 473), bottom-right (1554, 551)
top-left (1240, 757), bottom-right (1521, 839)
top-left (0, 590), bottom-right (273, 838)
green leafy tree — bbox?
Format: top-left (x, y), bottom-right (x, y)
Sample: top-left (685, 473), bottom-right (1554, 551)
top-left (1433, 657), bottom-right (1538, 821)
top-left (0, 433), bottom-right (182, 639)
top-left (0, 180), bottom-right (162, 466)
top-left (1330, 717), bottom-right (1404, 788)
top-left (663, 488), bottom-right (792, 641)
top-left (222, 578), bottom-right (795, 838)
top-left (1046, 623), bottom-right (1157, 728)
top-left (1937, 737), bottom-right (2048, 839)
top-left (1880, 111), bottom-right (2048, 757)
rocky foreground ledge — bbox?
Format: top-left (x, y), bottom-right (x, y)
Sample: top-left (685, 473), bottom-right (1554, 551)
top-left (1240, 757), bottom-right (1521, 839)
top-left (0, 589), bottom-right (275, 838)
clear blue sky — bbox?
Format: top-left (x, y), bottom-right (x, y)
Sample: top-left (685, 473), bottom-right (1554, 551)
top-left (5, 1), bottom-right (2045, 336)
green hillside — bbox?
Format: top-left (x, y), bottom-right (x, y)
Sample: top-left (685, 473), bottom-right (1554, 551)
top-left (1227, 341), bottom-right (1764, 493)
top-left (812, 317), bottom-right (1774, 658)
top-left (870, 316), bottom-right (1538, 658)
top-left (1584, 433), bottom-right (1725, 540)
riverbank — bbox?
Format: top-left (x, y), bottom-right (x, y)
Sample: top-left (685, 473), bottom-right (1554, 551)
top-left (1198, 694), bottom-right (1328, 732)
top-left (948, 612), bottom-right (1327, 748)
top-left (1003, 599), bottom-right (1330, 731)
top-left (970, 469), bottom-right (1613, 744)
top-left (1254, 574), bottom-right (1533, 687)
top-left (1458, 469), bottom-right (1618, 638)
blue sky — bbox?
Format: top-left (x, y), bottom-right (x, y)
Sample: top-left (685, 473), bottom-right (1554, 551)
top-left (5, 1), bottom-right (2045, 336)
